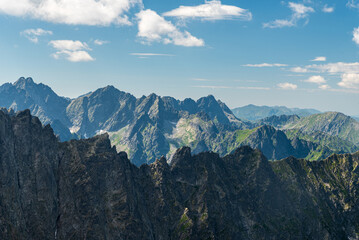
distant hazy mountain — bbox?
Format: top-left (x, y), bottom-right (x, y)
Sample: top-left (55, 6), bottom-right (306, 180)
top-left (232, 104), bottom-right (320, 121)
top-left (0, 77), bottom-right (355, 165)
top-left (257, 114), bottom-right (300, 128)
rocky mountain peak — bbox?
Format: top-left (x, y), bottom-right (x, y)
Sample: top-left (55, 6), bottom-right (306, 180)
top-left (196, 94), bottom-right (217, 106)
top-left (87, 85), bottom-right (122, 100)
top-left (14, 77), bottom-right (35, 88)
top-left (170, 146), bottom-right (192, 167)
top-left (179, 98), bottom-right (198, 114)
top-left (197, 95), bottom-right (231, 125)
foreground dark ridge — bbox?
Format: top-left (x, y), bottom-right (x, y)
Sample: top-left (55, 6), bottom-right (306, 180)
top-left (1, 109), bottom-right (359, 239)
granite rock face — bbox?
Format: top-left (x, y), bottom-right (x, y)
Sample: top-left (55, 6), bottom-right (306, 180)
top-left (1, 110), bottom-right (359, 239)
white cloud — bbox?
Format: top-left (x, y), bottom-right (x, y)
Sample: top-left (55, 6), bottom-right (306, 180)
top-left (304, 75), bottom-right (326, 84)
top-left (50, 40), bottom-right (90, 51)
top-left (130, 53), bottom-right (174, 57)
top-left (306, 62), bottom-right (359, 74)
top-left (347, 0), bottom-right (359, 9)
top-left (289, 2), bottom-right (314, 17)
top-left (291, 67), bottom-right (308, 73)
top-left (319, 84), bottom-right (330, 90)
top-left (353, 27), bottom-right (359, 45)
top-left (277, 82), bottom-right (297, 90)
top-left (0, 0), bottom-right (141, 26)
top-left (49, 40), bottom-right (94, 62)
top-left (163, 0), bottom-right (252, 21)
top-left (136, 9), bottom-right (204, 47)
top-left (290, 62), bottom-right (359, 74)
top-left (263, 2), bottom-right (314, 28)
top-left (54, 50), bottom-right (94, 62)
top-left (290, 62), bottom-right (359, 90)
top-left (94, 40), bottom-right (109, 45)
top-left (263, 19), bottom-right (294, 28)
top-left (338, 73), bottom-right (359, 88)
top-left (21, 28), bottom-right (52, 43)
top-left (322, 5), bottom-right (334, 13)
top-left (243, 63), bottom-right (288, 67)
top-left (311, 56), bottom-right (326, 62)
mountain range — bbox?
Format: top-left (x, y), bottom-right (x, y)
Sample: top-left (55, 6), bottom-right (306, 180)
top-left (258, 112), bottom-right (359, 160)
top-left (1, 108), bottom-right (359, 239)
top-left (232, 104), bottom-right (321, 121)
top-left (0, 77), bottom-right (358, 165)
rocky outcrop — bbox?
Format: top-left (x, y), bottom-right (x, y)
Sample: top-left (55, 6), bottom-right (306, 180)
top-left (1, 109), bottom-right (359, 239)
top-left (0, 109), bottom-right (59, 239)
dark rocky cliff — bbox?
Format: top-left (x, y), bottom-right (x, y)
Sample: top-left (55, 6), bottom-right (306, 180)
top-left (0, 109), bottom-right (359, 239)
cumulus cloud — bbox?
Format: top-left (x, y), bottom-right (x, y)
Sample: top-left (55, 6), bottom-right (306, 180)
top-left (322, 5), bottom-right (334, 13)
top-left (163, 0), bottom-right (252, 21)
top-left (306, 62), bottom-right (359, 74)
top-left (243, 63), bottom-right (288, 67)
top-left (277, 82), bottom-right (297, 90)
top-left (311, 56), bottom-right (326, 62)
top-left (290, 62), bottom-right (359, 74)
top-left (353, 27), bottom-right (359, 45)
top-left (289, 62), bottom-right (359, 89)
top-left (0, 0), bottom-right (141, 26)
top-left (291, 67), bottom-right (308, 73)
top-left (304, 75), bottom-right (326, 84)
top-left (21, 28), bottom-right (52, 43)
top-left (263, 2), bottom-right (314, 28)
top-left (319, 84), bottom-right (330, 90)
top-left (136, 9), bottom-right (204, 47)
top-left (338, 73), bottom-right (359, 88)
top-left (94, 40), bottom-right (109, 46)
top-left (49, 40), bottom-right (94, 62)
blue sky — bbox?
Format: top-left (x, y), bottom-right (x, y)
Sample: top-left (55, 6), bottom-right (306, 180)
top-left (1, 0), bottom-right (359, 115)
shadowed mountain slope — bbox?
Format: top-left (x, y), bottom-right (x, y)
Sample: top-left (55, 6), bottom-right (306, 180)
top-left (0, 109), bottom-right (359, 239)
